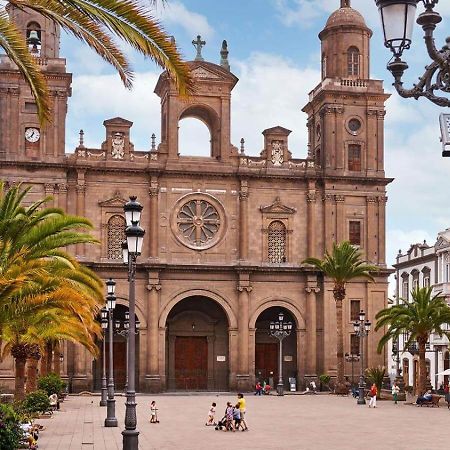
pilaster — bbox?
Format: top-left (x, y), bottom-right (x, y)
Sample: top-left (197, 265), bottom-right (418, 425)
top-left (146, 273), bottom-right (161, 392)
top-left (305, 278), bottom-right (320, 376)
top-left (306, 183), bottom-right (317, 259)
top-left (335, 195), bottom-right (345, 243)
top-left (239, 180), bottom-right (249, 261)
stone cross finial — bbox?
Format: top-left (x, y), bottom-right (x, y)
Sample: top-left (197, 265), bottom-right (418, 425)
top-left (341, 0), bottom-right (351, 7)
top-left (192, 35), bottom-right (206, 61)
top-left (220, 40), bottom-right (230, 71)
top-left (79, 129), bottom-right (85, 147)
top-left (151, 133), bottom-right (156, 150)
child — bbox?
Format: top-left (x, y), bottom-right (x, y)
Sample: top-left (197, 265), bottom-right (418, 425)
top-left (150, 400), bottom-right (159, 423)
top-left (391, 382), bottom-right (400, 405)
top-left (225, 402), bottom-right (234, 431)
top-left (205, 402), bottom-right (217, 426)
top-left (233, 403), bottom-right (243, 430)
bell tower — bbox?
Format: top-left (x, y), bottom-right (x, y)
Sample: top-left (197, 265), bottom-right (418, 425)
top-left (0, 4), bottom-right (71, 161)
top-left (154, 37), bottom-right (238, 161)
top-left (302, 1), bottom-right (389, 177)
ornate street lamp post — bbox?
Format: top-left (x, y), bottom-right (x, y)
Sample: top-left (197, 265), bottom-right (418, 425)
top-left (353, 310), bottom-right (371, 405)
top-left (115, 311), bottom-right (140, 394)
top-left (105, 279), bottom-right (118, 427)
top-left (122, 196), bottom-right (145, 450)
top-left (269, 311), bottom-right (293, 396)
top-left (375, 1), bottom-right (450, 107)
top-left (345, 352), bottom-right (360, 387)
top-left (100, 307), bottom-right (108, 407)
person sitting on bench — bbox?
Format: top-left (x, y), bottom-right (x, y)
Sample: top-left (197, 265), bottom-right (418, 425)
top-left (416, 390), bottom-right (433, 405)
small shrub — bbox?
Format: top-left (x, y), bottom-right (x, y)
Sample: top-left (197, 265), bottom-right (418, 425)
top-left (0, 403), bottom-right (22, 450)
top-left (22, 390), bottom-right (50, 416)
top-left (366, 366), bottom-right (386, 398)
top-left (38, 373), bottom-right (64, 396)
top-left (319, 374), bottom-right (331, 385)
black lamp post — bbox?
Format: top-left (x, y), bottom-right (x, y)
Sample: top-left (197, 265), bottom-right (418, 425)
top-left (269, 311), bottom-right (293, 396)
top-left (115, 311), bottom-right (140, 394)
top-left (353, 310), bottom-right (371, 405)
top-left (345, 352), bottom-right (360, 387)
top-left (122, 196), bottom-right (145, 450)
top-left (375, 1), bottom-right (450, 107)
top-left (100, 307), bottom-right (108, 407)
top-left (105, 279), bottom-right (118, 427)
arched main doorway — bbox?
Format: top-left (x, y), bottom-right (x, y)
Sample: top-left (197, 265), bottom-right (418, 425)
top-left (93, 304), bottom-right (140, 391)
top-left (254, 307), bottom-right (297, 389)
top-left (165, 295), bottom-right (229, 391)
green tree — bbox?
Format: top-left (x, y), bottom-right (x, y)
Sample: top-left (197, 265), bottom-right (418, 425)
top-left (1, 0), bottom-right (193, 124)
top-left (375, 287), bottom-right (450, 395)
top-left (303, 241), bottom-right (378, 393)
top-left (365, 366), bottom-right (386, 399)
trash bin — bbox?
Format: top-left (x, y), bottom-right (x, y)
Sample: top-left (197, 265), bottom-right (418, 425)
top-left (289, 377), bottom-right (296, 392)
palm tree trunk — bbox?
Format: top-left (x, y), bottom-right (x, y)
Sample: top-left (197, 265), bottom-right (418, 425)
top-left (54, 342), bottom-right (61, 375)
top-left (40, 351), bottom-right (48, 377)
top-left (418, 339), bottom-right (427, 395)
top-left (46, 341), bottom-right (53, 374)
top-left (26, 357), bottom-right (40, 394)
top-left (15, 357), bottom-right (26, 401)
top-left (335, 298), bottom-right (345, 391)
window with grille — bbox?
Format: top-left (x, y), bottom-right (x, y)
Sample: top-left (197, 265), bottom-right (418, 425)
top-left (350, 300), bottom-right (361, 322)
top-left (107, 215), bottom-right (126, 259)
top-left (350, 334), bottom-right (360, 356)
top-left (348, 145), bottom-right (361, 171)
top-left (349, 221), bottom-right (361, 246)
top-left (347, 46), bottom-right (360, 76)
top-left (268, 220), bottom-right (287, 263)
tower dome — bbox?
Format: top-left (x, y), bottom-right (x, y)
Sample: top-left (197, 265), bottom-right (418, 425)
top-left (319, 0), bottom-right (372, 80)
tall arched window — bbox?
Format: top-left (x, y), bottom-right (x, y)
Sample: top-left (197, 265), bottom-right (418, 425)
top-left (321, 53), bottom-right (327, 79)
top-left (268, 220), bottom-right (287, 263)
top-left (347, 46), bottom-right (360, 77)
top-left (107, 215), bottom-right (126, 259)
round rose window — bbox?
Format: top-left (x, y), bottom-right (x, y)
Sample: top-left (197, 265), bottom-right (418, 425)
top-left (176, 199), bottom-right (221, 248)
top-left (348, 118), bottom-right (362, 134)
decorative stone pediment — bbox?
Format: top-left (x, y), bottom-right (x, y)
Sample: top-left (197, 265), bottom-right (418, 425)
top-left (98, 192), bottom-right (127, 208)
top-left (260, 197), bottom-right (296, 214)
top-left (191, 67), bottom-right (221, 79)
top-left (436, 236), bottom-right (450, 250)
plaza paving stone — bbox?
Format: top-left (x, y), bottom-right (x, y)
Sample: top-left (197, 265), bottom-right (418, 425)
top-left (37, 393), bottom-right (449, 450)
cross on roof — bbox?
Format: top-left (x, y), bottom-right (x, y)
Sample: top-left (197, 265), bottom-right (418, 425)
top-left (192, 35), bottom-right (206, 61)
top-left (341, 0), bottom-right (351, 7)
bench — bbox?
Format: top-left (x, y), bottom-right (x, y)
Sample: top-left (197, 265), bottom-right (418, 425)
top-left (419, 394), bottom-right (441, 407)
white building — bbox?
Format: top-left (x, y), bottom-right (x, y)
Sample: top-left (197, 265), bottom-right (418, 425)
top-left (391, 229), bottom-right (450, 390)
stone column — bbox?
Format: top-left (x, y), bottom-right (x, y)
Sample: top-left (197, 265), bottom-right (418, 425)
top-left (149, 177), bottom-right (159, 259)
top-left (305, 281), bottom-right (320, 376)
top-left (57, 183), bottom-right (68, 212)
top-left (334, 107), bottom-right (344, 170)
top-left (323, 193), bottom-right (334, 253)
top-left (239, 180), bottom-right (249, 261)
top-left (366, 109), bottom-right (378, 173)
top-left (366, 196), bottom-right (377, 263)
top-left (307, 188), bottom-right (316, 258)
top-left (378, 196), bottom-right (387, 265)
top-left (44, 183), bottom-right (55, 207)
top-left (376, 111), bottom-right (386, 173)
top-left (75, 174), bottom-right (86, 257)
top-left (335, 195), bottom-right (345, 243)
top-left (228, 327), bottom-right (239, 391)
top-left (146, 274), bottom-right (161, 392)
top-left (237, 277), bottom-right (252, 391)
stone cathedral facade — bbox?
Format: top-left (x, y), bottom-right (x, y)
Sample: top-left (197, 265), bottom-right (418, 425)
top-left (0, 2), bottom-right (391, 392)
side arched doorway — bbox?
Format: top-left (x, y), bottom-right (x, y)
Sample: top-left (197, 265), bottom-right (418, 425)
top-left (165, 295), bottom-right (229, 391)
top-left (93, 304), bottom-right (140, 391)
top-left (254, 307), bottom-right (297, 390)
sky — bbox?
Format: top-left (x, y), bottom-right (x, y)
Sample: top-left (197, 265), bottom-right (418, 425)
top-left (11, 0), bottom-right (450, 277)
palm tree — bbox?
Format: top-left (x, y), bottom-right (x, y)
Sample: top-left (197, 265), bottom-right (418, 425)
top-left (303, 241), bottom-right (378, 393)
top-left (1, 0), bottom-right (193, 123)
top-left (375, 287), bottom-right (450, 395)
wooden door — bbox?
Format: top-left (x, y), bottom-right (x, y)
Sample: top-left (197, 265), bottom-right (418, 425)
top-left (255, 343), bottom-right (278, 382)
top-left (175, 336), bottom-right (208, 390)
top-left (106, 341), bottom-right (126, 390)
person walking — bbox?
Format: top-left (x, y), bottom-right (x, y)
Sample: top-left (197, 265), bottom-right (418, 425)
top-left (237, 393), bottom-right (248, 431)
top-left (391, 382), bottom-right (400, 405)
top-left (149, 400), bottom-right (159, 423)
top-left (368, 383), bottom-right (377, 408)
top-left (205, 402), bottom-right (217, 426)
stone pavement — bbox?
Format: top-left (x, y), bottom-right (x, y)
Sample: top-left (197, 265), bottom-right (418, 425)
top-left (37, 393), bottom-right (450, 450)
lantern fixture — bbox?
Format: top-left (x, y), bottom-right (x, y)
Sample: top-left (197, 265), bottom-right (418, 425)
top-left (106, 278), bottom-right (116, 296)
top-left (107, 294), bottom-right (116, 311)
top-left (375, 0), bottom-right (450, 108)
top-left (101, 307), bottom-right (108, 320)
top-left (359, 310), bottom-right (365, 322)
top-left (125, 221), bottom-right (145, 256)
top-left (123, 196), bottom-right (143, 227)
top-left (122, 240), bottom-right (129, 265)
top-left (101, 318), bottom-right (108, 329)
top-left (59, 353), bottom-right (64, 363)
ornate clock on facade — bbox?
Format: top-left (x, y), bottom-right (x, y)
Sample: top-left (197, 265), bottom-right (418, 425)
top-left (25, 127), bottom-right (40, 143)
